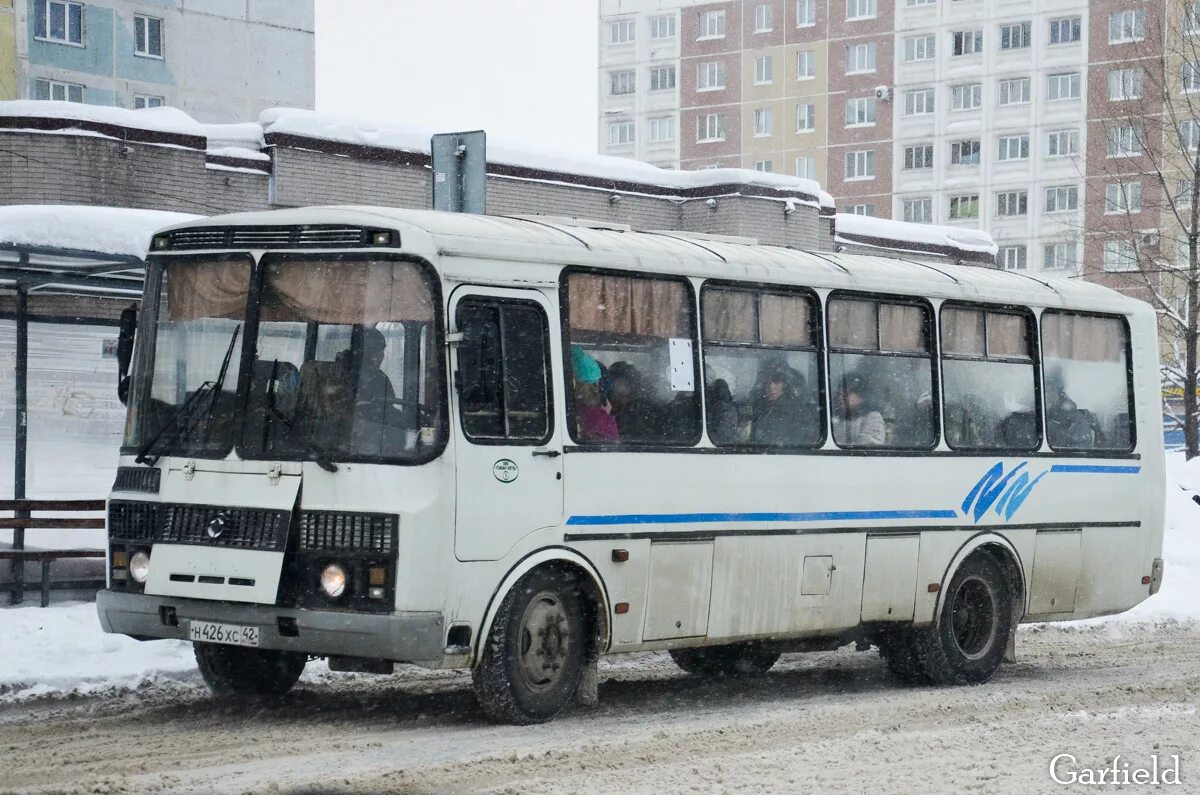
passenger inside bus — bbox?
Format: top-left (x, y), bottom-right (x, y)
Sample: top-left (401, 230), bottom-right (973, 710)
top-left (706, 377), bottom-right (740, 445)
top-left (750, 359), bottom-right (819, 447)
top-left (572, 345), bottom-right (619, 442)
top-left (833, 373), bottom-right (886, 447)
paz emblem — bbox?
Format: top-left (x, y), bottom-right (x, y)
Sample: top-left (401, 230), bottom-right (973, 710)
top-left (206, 511), bottom-right (229, 540)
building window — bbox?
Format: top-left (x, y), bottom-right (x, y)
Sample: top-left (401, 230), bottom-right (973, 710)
top-left (796, 103), bottom-right (816, 132)
top-left (753, 108), bottom-right (774, 137)
top-left (33, 78), bottom-right (83, 102)
top-left (1103, 240), bottom-right (1139, 272)
top-left (949, 194), bottom-right (980, 220)
top-left (1047, 72), bottom-right (1080, 101)
top-left (1044, 242), bottom-right (1077, 271)
top-left (951, 82), bottom-right (982, 111)
top-left (995, 191), bottom-right (1028, 217)
top-left (999, 22), bottom-right (1031, 50)
top-left (650, 65), bottom-right (676, 91)
top-left (953, 30), bottom-right (983, 56)
top-left (699, 9), bottom-right (726, 39)
top-left (903, 144), bottom-right (933, 170)
top-left (846, 204), bottom-right (875, 216)
top-left (134, 93), bottom-right (164, 109)
top-left (846, 0), bottom-right (877, 21)
top-left (845, 97), bottom-right (876, 127)
top-left (904, 87), bottom-right (935, 116)
top-left (1185, 62), bottom-right (1200, 93)
top-left (845, 42), bottom-right (877, 74)
top-left (951, 139), bottom-right (981, 166)
top-left (697, 113), bottom-right (726, 142)
top-left (697, 61), bottom-right (726, 91)
top-left (1046, 129), bottom-right (1080, 157)
top-left (1045, 185), bottom-right (1078, 213)
top-left (1178, 179), bottom-right (1195, 207)
top-left (609, 18), bottom-right (635, 44)
top-left (997, 77), bottom-right (1031, 106)
top-left (1109, 9), bottom-right (1146, 44)
top-left (796, 0), bottom-right (816, 27)
top-left (1105, 182), bottom-right (1143, 214)
top-left (997, 134), bottom-right (1030, 161)
top-left (1181, 119), bottom-right (1200, 151)
top-left (755, 55), bottom-right (774, 84)
top-left (797, 50), bottom-right (816, 79)
top-left (649, 117), bottom-right (676, 143)
top-left (1107, 124), bottom-right (1143, 157)
top-left (35, 0), bottom-right (83, 45)
top-left (134, 15), bottom-right (163, 58)
top-left (608, 121), bottom-right (635, 146)
top-left (907, 0), bottom-right (936, 6)
top-left (845, 149), bottom-right (876, 180)
top-left (649, 14), bottom-right (676, 39)
top-left (1049, 16), bottom-right (1081, 44)
top-left (795, 156), bottom-right (816, 178)
top-left (904, 34), bottom-right (936, 62)
top-left (754, 3), bottom-right (773, 32)
top-left (754, 159), bottom-right (773, 172)
top-left (610, 70), bottom-right (636, 96)
top-left (1109, 68), bottom-right (1144, 100)
top-left (903, 197), bottom-right (933, 223)
top-left (999, 245), bottom-right (1027, 271)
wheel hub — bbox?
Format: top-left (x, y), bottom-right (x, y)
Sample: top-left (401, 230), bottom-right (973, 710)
top-left (950, 575), bottom-right (998, 661)
top-left (518, 591), bottom-right (570, 693)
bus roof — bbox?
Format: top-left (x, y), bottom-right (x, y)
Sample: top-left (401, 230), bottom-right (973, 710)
top-left (158, 205), bottom-right (1150, 317)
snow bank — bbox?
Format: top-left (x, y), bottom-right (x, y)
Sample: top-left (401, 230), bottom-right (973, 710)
top-left (260, 107), bottom-right (826, 201)
top-left (835, 213), bottom-right (998, 256)
top-left (0, 204), bottom-right (201, 258)
top-left (0, 100), bottom-right (206, 139)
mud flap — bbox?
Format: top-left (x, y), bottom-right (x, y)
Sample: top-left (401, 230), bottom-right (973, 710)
top-left (1003, 628), bottom-right (1017, 664)
top-left (575, 658), bottom-right (599, 707)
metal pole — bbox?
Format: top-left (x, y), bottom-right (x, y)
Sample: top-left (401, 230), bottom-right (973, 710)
top-left (10, 282), bottom-right (28, 605)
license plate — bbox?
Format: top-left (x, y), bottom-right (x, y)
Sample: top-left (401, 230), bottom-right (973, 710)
top-left (188, 620), bottom-right (260, 647)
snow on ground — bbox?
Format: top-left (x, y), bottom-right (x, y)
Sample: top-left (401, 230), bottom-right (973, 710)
top-left (2, 454), bottom-right (1197, 704)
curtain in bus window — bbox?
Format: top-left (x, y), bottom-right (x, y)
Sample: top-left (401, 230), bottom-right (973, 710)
top-left (568, 273), bottom-right (686, 337)
top-left (986, 312), bottom-right (1030, 358)
top-left (1042, 313), bottom-right (1132, 450)
top-left (829, 299), bottom-right (876, 348)
top-left (759, 293), bottom-right (811, 346)
top-left (702, 289), bottom-right (757, 342)
top-left (261, 260), bottom-right (434, 324)
top-left (167, 259), bottom-right (250, 321)
top-left (879, 304), bottom-right (926, 352)
top-left (1042, 314), bottom-right (1122, 362)
top-left (941, 307), bottom-right (986, 356)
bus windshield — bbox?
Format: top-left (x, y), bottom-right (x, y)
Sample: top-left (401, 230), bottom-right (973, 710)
top-left (127, 254), bottom-right (444, 464)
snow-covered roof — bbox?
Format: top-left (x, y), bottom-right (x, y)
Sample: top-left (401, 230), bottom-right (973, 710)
top-left (834, 213), bottom-right (998, 258)
top-left (0, 205), bottom-right (201, 260)
top-left (202, 122), bottom-right (268, 161)
top-left (0, 100), bottom-right (206, 140)
top-left (157, 206), bottom-right (1145, 315)
top-left (260, 107), bottom-right (832, 205)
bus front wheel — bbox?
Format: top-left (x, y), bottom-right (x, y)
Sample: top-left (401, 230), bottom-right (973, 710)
top-left (669, 643), bottom-right (780, 676)
top-left (914, 553), bottom-right (1014, 685)
top-left (193, 643), bottom-right (306, 696)
top-left (473, 568), bottom-right (588, 724)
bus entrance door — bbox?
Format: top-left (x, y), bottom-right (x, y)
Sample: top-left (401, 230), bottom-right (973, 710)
top-left (450, 286), bottom-right (565, 561)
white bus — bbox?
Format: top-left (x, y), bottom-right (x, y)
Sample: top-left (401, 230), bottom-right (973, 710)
top-left (98, 207), bottom-right (1165, 724)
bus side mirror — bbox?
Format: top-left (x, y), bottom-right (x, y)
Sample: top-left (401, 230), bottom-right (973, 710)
top-left (117, 303), bottom-right (137, 405)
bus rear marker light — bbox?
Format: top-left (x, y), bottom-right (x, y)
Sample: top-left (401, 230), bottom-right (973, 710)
top-left (927, 583), bottom-right (941, 593)
top-left (614, 602), bottom-right (630, 614)
top-left (611, 549), bottom-right (629, 563)
top-left (1141, 575), bottom-right (1151, 585)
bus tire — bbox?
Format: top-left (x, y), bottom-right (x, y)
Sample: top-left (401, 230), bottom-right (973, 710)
top-left (877, 630), bottom-right (928, 685)
top-left (668, 643), bottom-right (780, 676)
top-left (473, 567), bottom-right (587, 725)
top-left (914, 553), bottom-right (1014, 686)
top-left (193, 643), bottom-right (306, 696)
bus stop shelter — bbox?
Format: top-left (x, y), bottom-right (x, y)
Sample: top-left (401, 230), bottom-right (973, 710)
top-left (0, 205), bottom-right (199, 603)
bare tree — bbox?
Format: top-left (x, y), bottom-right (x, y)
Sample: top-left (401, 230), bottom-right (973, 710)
top-left (1080, 3), bottom-right (1200, 457)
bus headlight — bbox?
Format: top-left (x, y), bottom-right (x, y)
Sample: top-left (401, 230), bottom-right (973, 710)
top-left (320, 563), bottom-right (347, 598)
top-left (129, 551), bottom-right (151, 584)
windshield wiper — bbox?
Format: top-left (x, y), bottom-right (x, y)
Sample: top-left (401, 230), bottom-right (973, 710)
top-left (263, 358), bottom-right (338, 473)
top-left (135, 325), bottom-right (240, 465)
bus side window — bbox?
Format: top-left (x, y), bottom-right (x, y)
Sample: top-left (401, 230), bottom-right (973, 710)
top-left (1042, 312), bottom-right (1133, 451)
top-left (456, 300), bottom-right (551, 443)
top-left (940, 306), bottom-right (1039, 451)
top-left (564, 271), bottom-right (700, 445)
top-left (701, 285), bottom-right (823, 448)
top-left (828, 296), bottom-right (936, 449)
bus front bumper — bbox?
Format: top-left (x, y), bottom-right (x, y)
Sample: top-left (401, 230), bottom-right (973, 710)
top-left (97, 590), bottom-right (446, 666)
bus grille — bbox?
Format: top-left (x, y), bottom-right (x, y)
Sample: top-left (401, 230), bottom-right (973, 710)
top-left (298, 511), bottom-right (397, 554)
top-left (108, 501), bottom-right (161, 542)
top-left (108, 501), bottom-right (290, 552)
top-left (165, 225), bottom-right (375, 250)
top-left (112, 466), bottom-right (161, 494)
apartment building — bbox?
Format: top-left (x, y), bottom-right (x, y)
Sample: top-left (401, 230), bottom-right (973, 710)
top-left (6, 0), bottom-right (314, 121)
top-left (598, 0), bottom-right (1175, 280)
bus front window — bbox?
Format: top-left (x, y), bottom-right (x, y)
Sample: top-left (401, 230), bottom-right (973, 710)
top-left (242, 256), bottom-right (443, 464)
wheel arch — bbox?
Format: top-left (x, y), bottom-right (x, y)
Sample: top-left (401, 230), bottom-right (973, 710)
top-left (473, 546), bottom-right (611, 666)
top-left (931, 532), bottom-right (1027, 628)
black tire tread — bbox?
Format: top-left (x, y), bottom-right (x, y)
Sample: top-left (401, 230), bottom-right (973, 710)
top-left (194, 643), bottom-right (306, 696)
top-left (877, 630), bottom-right (928, 685)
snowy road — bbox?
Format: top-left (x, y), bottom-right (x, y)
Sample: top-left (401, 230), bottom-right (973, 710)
top-left (2, 621), bottom-right (1197, 794)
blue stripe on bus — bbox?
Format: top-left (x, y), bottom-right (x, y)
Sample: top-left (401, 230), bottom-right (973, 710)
top-left (1048, 465), bottom-right (1142, 474)
top-left (564, 509), bottom-right (959, 526)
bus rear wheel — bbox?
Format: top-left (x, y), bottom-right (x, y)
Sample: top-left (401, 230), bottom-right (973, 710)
top-left (473, 568), bottom-right (588, 724)
top-left (194, 644), bottom-right (306, 696)
top-left (913, 553), bottom-right (1014, 686)
top-left (669, 643), bottom-right (780, 676)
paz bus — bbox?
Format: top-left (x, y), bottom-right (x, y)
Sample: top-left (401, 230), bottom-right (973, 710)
top-left (98, 207), bottom-right (1164, 724)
